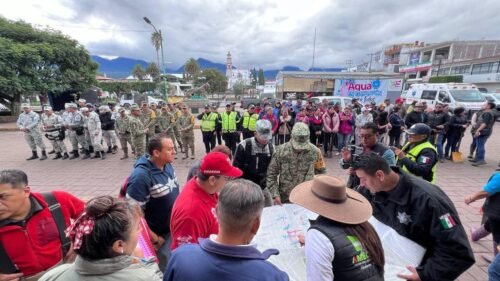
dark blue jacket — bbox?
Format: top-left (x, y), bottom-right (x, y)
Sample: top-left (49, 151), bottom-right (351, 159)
top-left (164, 238), bottom-right (289, 281)
top-left (126, 155), bottom-right (179, 236)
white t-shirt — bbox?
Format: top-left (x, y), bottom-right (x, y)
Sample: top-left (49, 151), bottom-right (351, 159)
top-left (305, 229), bottom-right (335, 281)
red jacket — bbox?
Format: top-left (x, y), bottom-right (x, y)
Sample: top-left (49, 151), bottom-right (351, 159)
top-left (0, 191), bottom-right (84, 277)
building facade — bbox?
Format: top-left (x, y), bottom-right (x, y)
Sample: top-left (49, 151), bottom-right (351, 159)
top-left (226, 51), bottom-right (252, 89)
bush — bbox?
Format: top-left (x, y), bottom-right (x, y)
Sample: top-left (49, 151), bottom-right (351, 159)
top-left (429, 75), bottom-right (463, 83)
top-left (97, 81), bottom-right (157, 93)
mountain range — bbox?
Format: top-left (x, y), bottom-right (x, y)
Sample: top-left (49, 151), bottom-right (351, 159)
top-left (91, 55), bottom-right (345, 80)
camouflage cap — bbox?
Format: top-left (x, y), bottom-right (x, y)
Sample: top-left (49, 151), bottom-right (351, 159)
top-left (21, 103), bottom-right (31, 108)
top-left (67, 103), bottom-right (78, 109)
top-left (130, 104), bottom-right (140, 111)
top-left (291, 122), bottom-right (310, 150)
top-left (118, 108), bottom-right (126, 112)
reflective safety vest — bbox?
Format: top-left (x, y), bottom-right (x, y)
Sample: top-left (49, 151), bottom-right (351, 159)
top-left (221, 111), bottom-right (237, 133)
top-left (401, 141), bottom-right (438, 183)
top-left (201, 112), bottom-right (218, 132)
top-left (242, 111), bottom-right (259, 131)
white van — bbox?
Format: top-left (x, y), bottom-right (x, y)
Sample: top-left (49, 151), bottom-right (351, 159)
top-left (310, 96), bottom-right (353, 108)
top-left (405, 83), bottom-right (485, 116)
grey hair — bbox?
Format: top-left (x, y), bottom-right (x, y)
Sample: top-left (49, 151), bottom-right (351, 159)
top-left (0, 169), bottom-right (28, 189)
top-left (217, 179), bottom-right (265, 233)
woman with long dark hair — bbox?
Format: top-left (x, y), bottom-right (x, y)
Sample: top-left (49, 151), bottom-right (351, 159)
top-left (40, 196), bottom-right (163, 281)
top-left (309, 107), bottom-right (323, 147)
top-left (444, 107), bottom-right (468, 160)
top-left (290, 175), bottom-right (384, 281)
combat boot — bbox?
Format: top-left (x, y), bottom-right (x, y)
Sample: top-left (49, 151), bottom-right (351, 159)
top-left (100, 150), bottom-right (106, 160)
top-left (26, 151), bottom-right (38, 160)
top-left (88, 145), bottom-right (94, 154)
top-left (39, 150), bottom-right (48, 161)
top-left (62, 153), bottom-right (69, 160)
top-left (53, 152), bottom-right (62, 160)
top-left (92, 151), bottom-right (101, 159)
top-left (107, 146), bottom-right (112, 153)
top-left (48, 150), bottom-right (55, 154)
top-left (120, 149), bottom-right (129, 160)
top-left (69, 150), bottom-right (80, 159)
top-left (82, 150), bottom-right (91, 159)
top-left (112, 145), bottom-right (118, 154)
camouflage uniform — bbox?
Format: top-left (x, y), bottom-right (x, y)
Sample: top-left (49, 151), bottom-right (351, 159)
top-left (115, 112), bottom-right (134, 159)
top-left (157, 111), bottom-right (178, 151)
top-left (130, 111), bottom-right (147, 159)
top-left (266, 122), bottom-right (326, 203)
top-left (171, 108), bottom-right (183, 150)
top-left (140, 108), bottom-right (157, 144)
top-left (41, 112), bottom-right (68, 156)
top-left (17, 110), bottom-right (46, 154)
top-left (66, 108), bottom-right (88, 155)
top-left (177, 111), bottom-right (195, 159)
top-left (83, 111), bottom-right (104, 153)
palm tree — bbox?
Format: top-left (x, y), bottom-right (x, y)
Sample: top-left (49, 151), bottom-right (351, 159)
top-left (150, 31), bottom-right (162, 72)
top-left (184, 58), bottom-right (200, 79)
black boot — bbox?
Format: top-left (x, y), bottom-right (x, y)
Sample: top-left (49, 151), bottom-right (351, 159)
top-left (62, 153), bottom-right (69, 160)
top-left (82, 150), bottom-right (91, 159)
top-left (100, 150), bottom-right (106, 160)
top-left (69, 150), bottom-right (79, 159)
top-left (53, 152), bottom-right (62, 160)
top-left (26, 151), bottom-right (38, 160)
top-left (39, 150), bottom-right (47, 161)
top-left (48, 150), bottom-right (55, 154)
top-left (112, 145), bottom-right (118, 154)
top-left (92, 151), bottom-right (101, 159)
top-left (107, 146), bottom-right (112, 153)
top-left (88, 145), bottom-right (94, 154)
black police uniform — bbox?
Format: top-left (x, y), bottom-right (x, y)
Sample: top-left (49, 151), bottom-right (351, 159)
top-left (357, 167), bottom-right (475, 281)
top-left (398, 140), bottom-right (438, 182)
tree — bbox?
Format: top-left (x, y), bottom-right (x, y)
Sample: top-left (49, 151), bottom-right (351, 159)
top-left (250, 68), bottom-right (258, 87)
top-left (132, 64), bottom-right (145, 80)
top-left (184, 58), bottom-right (200, 79)
top-left (199, 69), bottom-right (228, 94)
top-left (0, 17), bottom-right (97, 115)
top-left (233, 81), bottom-right (245, 96)
top-left (146, 62), bottom-right (161, 81)
top-left (150, 31), bottom-right (162, 71)
top-left (258, 68), bottom-right (265, 85)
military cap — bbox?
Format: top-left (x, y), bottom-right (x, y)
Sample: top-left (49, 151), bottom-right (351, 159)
top-left (291, 122), bottom-right (310, 150)
top-left (130, 104), bottom-right (140, 111)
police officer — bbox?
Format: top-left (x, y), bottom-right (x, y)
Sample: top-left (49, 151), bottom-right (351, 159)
top-left (129, 104), bottom-right (147, 159)
top-left (219, 103), bottom-right (241, 154)
top-left (17, 103), bottom-right (47, 160)
top-left (212, 104), bottom-right (223, 145)
top-left (241, 104), bottom-right (259, 139)
top-left (41, 107), bottom-right (69, 160)
top-left (178, 105), bottom-right (195, 160)
top-left (197, 104), bottom-right (218, 154)
top-left (394, 123), bottom-right (438, 183)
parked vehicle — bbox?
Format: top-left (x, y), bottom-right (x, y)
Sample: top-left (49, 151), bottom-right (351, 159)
top-left (482, 93), bottom-right (500, 121)
top-left (405, 83), bottom-right (485, 118)
top-left (119, 92), bottom-right (163, 107)
top-left (310, 96), bottom-right (353, 108)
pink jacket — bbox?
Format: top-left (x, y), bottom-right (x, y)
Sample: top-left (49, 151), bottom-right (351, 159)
top-left (339, 112), bottom-right (354, 135)
top-left (322, 112), bottom-right (340, 133)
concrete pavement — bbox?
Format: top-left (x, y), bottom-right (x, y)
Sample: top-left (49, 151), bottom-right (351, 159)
top-left (0, 123), bottom-right (499, 280)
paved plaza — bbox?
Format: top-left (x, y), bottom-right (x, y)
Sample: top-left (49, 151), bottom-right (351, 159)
top-left (0, 123), bottom-right (499, 280)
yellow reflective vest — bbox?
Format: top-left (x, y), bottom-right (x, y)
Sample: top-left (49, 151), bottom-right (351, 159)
top-left (400, 141), bottom-right (438, 183)
top-left (201, 112), bottom-right (218, 132)
top-left (242, 111), bottom-right (259, 131)
top-left (220, 111), bottom-right (238, 133)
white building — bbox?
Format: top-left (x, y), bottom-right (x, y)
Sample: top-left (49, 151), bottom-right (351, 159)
top-left (226, 52), bottom-right (252, 89)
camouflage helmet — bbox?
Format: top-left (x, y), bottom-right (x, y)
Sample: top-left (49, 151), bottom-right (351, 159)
top-left (291, 122), bottom-right (310, 150)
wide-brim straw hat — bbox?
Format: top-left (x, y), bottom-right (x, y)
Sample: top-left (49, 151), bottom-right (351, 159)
top-left (290, 175), bottom-right (372, 224)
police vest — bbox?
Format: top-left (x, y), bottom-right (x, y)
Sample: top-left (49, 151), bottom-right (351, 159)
top-left (309, 216), bottom-right (384, 281)
top-left (401, 141), bottom-right (438, 183)
top-left (201, 113), bottom-right (218, 132)
top-left (221, 111), bottom-right (237, 133)
top-left (242, 111), bottom-right (259, 131)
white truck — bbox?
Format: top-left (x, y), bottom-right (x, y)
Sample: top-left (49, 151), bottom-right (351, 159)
top-left (405, 83), bottom-right (485, 117)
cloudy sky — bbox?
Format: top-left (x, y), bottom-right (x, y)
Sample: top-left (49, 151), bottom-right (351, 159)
top-left (2, 0), bottom-right (500, 70)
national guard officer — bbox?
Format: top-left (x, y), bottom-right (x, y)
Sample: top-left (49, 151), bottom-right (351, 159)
top-left (99, 105), bottom-right (118, 154)
top-left (65, 103), bottom-right (88, 159)
top-left (241, 104), bottom-right (259, 139)
top-left (16, 103), bottom-right (47, 160)
top-left (169, 103), bottom-right (184, 152)
top-left (115, 107), bottom-right (133, 160)
top-left (82, 107), bottom-right (105, 159)
top-left (177, 105), bottom-right (195, 160)
top-left (157, 106), bottom-right (178, 155)
top-left (129, 104), bottom-right (147, 159)
top-left (197, 104), bottom-right (218, 153)
top-left (140, 102), bottom-right (157, 144)
top-left (41, 106), bottom-right (69, 160)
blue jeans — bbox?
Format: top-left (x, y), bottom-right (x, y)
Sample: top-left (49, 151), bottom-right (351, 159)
top-left (473, 135), bottom-right (489, 161)
top-left (489, 253), bottom-right (500, 281)
top-left (429, 133), bottom-right (445, 158)
top-left (337, 133), bottom-right (351, 152)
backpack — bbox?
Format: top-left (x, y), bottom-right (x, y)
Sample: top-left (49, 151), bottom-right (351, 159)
top-left (0, 192), bottom-right (70, 274)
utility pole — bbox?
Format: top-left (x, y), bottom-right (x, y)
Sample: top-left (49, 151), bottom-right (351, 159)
top-left (311, 28), bottom-right (316, 71)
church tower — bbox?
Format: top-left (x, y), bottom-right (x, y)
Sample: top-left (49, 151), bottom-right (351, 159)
top-left (226, 51), bottom-right (232, 79)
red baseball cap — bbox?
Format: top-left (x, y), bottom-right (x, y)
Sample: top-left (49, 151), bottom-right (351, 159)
top-left (199, 152), bottom-right (243, 178)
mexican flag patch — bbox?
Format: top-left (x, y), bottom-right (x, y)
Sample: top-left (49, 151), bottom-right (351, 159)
top-left (418, 156), bottom-right (431, 164)
top-left (439, 213), bottom-right (457, 229)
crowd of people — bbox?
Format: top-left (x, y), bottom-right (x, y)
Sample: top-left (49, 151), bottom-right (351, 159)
top-left (3, 95), bottom-right (500, 281)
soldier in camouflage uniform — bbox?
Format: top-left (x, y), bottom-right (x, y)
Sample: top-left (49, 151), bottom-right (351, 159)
top-left (168, 103), bottom-right (184, 152)
top-left (140, 102), bottom-right (157, 144)
top-left (41, 106), bottom-right (68, 160)
top-left (82, 107), bottom-right (105, 159)
top-left (266, 122), bottom-right (326, 204)
top-left (115, 107), bottom-right (134, 159)
top-left (157, 106), bottom-right (178, 155)
top-left (150, 102), bottom-right (162, 133)
top-left (177, 105), bottom-right (195, 159)
top-left (17, 103), bottom-right (47, 160)
top-left (130, 104), bottom-right (148, 159)
top-left (65, 103), bottom-right (88, 159)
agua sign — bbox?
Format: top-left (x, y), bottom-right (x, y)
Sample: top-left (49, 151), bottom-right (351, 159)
top-left (334, 79), bottom-right (389, 104)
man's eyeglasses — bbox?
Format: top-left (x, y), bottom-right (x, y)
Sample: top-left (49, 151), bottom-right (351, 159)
top-left (359, 134), bottom-right (375, 139)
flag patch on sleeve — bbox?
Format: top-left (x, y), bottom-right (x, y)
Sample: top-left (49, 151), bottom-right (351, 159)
top-left (439, 213), bottom-right (457, 229)
top-left (418, 156), bottom-right (431, 164)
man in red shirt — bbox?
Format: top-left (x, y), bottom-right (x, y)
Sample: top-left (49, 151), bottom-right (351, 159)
top-left (0, 169), bottom-right (84, 280)
top-left (170, 152), bottom-right (242, 251)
